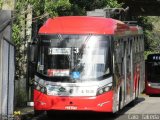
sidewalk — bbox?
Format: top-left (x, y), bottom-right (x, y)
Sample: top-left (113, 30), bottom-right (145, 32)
top-left (14, 107), bottom-right (34, 120)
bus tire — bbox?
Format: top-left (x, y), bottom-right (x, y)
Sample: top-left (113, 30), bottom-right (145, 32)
top-left (47, 110), bottom-right (57, 118)
top-left (34, 110), bottom-right (44, 116)
top-left (118, 88), bottom-right (122, 111)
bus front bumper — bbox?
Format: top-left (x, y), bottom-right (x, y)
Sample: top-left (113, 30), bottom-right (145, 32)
top-left (146, 82), bottom-right (160, 94)
top-left (34, 90), bottom-right (113, 112)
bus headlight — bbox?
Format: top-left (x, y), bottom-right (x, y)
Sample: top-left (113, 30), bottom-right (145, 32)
top-left (148, 83), bottom-right (151, 87)
top-left (97, 83), bottom-right (112, 95)
top-left (46, 85), bottom-right (60, 96)
top-left (34, 80), bottom-right (47, 94)
top-left (40, 87), bottom-right (47, 93)
top-left (36, 85), bottom-right (41, 91)
top-left (34, 81), bottom-right (38, 86)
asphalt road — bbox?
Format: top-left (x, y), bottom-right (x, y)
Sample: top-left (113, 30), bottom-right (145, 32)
top-left (21, 94), bottom-right (160, 120)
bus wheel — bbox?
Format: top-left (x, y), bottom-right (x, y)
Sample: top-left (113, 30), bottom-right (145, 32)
top-left (34, 110), bottom-right (44, 116)
top-left (46, 110), bottom-right (56, 118)
top-left (118, 88), bottom-right (122, 111)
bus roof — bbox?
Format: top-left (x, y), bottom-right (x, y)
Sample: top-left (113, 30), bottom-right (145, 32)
top-left (39, 16), bottom-right (143, 35)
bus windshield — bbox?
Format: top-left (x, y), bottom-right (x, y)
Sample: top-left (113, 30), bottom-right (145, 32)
top-left (37, 34), bottom-right (111, 81)
top-left (147, 62), bottom-right (160, 83)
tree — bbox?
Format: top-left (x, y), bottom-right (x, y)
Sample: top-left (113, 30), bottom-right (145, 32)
top-left (70, 0), bottom-right (123, 15)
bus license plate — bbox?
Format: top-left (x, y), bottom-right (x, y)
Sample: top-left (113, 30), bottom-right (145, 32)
top-left (65, 106), bottom-right (77, 110)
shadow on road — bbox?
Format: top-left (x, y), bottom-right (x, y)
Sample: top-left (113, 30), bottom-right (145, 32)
top-left (45, 111), bottom-right (117, 120)
top-left (149, 94), bottom-right (160, 97)
top-left (118, 97), bottom-right (145, 114)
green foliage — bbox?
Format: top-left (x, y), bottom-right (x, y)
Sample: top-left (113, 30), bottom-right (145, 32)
top-left (12, 24), bottom-right (21, 46)
top-left (105, 0), bottom-right (123, 8)
top-left (137, 16), bottom-right (153, 51)
top-left (137, 16), bottom-right (160, 53)
top-left (44, 0), bottom-right (72, 17)
top-left (0, 0), bottom-right (2, 9)
top-left (70, 0), bottom-right (109, 15)
top-left (70, 0), bottom-right (122, 15)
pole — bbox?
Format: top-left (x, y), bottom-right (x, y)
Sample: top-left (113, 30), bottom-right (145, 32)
top-left (26, 4), bottom-right (33, 103)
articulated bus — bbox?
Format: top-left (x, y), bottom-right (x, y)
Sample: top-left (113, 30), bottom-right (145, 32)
top-left (145, 54), bottom-right (160, 95)
top-left (31, 16), bottom-right (145, 114)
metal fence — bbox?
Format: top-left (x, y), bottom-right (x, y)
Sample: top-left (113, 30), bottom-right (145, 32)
top-left (0, 10), bottom-right (15, 120)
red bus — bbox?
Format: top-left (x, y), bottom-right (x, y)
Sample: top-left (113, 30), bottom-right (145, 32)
top-left (31, 16), bottom-right (145, 114)
top-left (145, 54), bottom-right (160, 95)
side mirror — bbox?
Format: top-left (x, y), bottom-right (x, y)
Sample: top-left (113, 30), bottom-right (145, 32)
top-left (28, 42), bottom-right (38, 74)
top-left (27, 42), bottom-right (38, 86)
top-left (28, 42), bottom-right (38, 63)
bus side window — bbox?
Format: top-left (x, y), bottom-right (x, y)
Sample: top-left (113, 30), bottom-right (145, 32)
top-left (134, 37), bottom-right (137, 53)
top-left (114, 39), bottom-right (123, 63)
top-left (114, 38), bottom-right (123, 77)
top-left (127, 38), bottom-right (131, 73)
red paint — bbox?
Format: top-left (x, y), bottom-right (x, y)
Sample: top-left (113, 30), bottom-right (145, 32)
top-left (34, 90), bottom-right (113, 112)
top-left (145, 54), bottom-right (160, 95)
top-left (39, 16), bottom-right (141, 35)
top-left (145, 81), bottom-right (160, 94)
top-left (134, 64), bottom-right (140, 92)
top-left (39, 16), bottom-right (115, 34)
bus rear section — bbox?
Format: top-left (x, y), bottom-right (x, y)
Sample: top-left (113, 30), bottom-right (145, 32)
top-left (145, 54), bottom-right (160, 95)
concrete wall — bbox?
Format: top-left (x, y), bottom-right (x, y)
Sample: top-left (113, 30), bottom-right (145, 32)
top-left (0, 10), bottom-right (15, 119)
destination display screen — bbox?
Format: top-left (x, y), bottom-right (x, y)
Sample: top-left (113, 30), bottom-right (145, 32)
top-left (48, 48), bottom-right (71, 55)
top-left (147, 54), bottom-right (160, 61)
